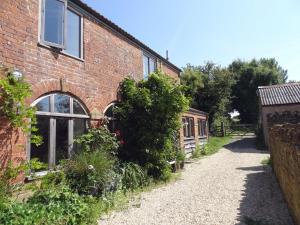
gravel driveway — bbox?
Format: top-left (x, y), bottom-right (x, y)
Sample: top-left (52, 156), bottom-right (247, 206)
top-left (99, 137), bottom-right (294, 225)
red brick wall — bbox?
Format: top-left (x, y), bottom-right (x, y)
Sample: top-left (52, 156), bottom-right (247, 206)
top-left (0, 0), bottom-right (181, 173)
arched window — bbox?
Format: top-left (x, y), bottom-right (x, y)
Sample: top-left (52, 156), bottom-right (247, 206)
top-left (30, 93), bottom-right (89, 169)
top-left (104, 103), bottom-right (118, 134)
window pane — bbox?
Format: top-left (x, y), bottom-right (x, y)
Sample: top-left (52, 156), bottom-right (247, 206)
top-left (54, 94), bottom-right (70, 113)
top-left (36, 96), bottom-right (50, 112)
top-left (143, 55), bottom-right (149, 79)
top-left (73, 99), bottom-right (86, 115)
top-left (66, 9), bottom-right (81, 57)
top-left (56, 118), bottom-right (69, 163)
top-left (149, 58), bottom-right (155, 73)
top-left (44, 0), bottom-right (65, 46)
top-left (31, 116), bottom-right (49, 166)
top-left (73, 119), bottom-right (86, 154)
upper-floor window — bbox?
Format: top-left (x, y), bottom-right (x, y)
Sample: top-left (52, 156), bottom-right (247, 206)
top-left (182, 117), bottom-right (195, 138)
top-left (41, 0), bottom-right (83, 58)
top-left (143, 54), bottom-right (156, 79)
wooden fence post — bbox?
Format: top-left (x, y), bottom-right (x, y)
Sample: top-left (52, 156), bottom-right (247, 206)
top-left (221, 122), bottom-right (226, 137)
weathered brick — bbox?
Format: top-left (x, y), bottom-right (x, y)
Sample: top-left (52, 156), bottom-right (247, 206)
top-left (269, 124), bottom-right (300, 225)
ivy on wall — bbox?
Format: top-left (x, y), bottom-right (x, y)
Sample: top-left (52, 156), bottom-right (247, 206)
top-left (0, 66), bottom-right (42, 145)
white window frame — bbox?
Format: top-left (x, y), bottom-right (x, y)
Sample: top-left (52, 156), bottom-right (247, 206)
top-left (40, 0), bottom-right (68, 49)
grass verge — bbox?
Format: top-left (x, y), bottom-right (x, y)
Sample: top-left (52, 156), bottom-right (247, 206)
top-left (192, 136), bottom-right (232, 159)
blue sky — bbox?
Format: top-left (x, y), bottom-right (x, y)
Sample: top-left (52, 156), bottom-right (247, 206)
top-left (83, 0), bottom-right (300, 81)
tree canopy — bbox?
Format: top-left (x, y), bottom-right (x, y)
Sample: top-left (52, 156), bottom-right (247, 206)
top-left (181, 58), bottom-right (288, 127)
top-left (229, 58), bottom-right (287, 123)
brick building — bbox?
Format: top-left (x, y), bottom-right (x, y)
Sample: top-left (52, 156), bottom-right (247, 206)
top-left (258, 82), bottom-right (300, 148)
top-left (0, 0), bottom-right (208, 175)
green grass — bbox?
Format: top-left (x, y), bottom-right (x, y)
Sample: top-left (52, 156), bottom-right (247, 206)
top-left (203, 136), bottom-right (232, 156)
top-left (261, 157), bottom-right (272, 166)
top-left (191, 136), bottom-right (232, 159)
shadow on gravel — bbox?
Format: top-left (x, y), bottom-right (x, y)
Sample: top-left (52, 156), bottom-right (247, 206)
top-left (235, 165), bottom-right (294, 225)
top-left (224, 137), bottom-right (267, 154)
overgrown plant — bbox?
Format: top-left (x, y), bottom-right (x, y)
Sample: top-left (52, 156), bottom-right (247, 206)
top-left (63, 127), bottom-right (119, 196)
top-left (115, 72), bottom-right (189, 180)
top-left (0, 67), bottom-right (42, 145)
top-left (120, 162), bottom-right (149, 192)
top-left (75, 127), bottom-right (119, 154)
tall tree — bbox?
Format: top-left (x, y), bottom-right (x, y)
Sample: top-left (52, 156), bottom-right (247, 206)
top-left (181, 62), bottom-right (234, 128)
top-left (229, 58), bottom-right (288, 123)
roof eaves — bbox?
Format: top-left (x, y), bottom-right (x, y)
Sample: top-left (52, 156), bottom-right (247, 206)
top-left (70, 0), bottom-right (182, 74)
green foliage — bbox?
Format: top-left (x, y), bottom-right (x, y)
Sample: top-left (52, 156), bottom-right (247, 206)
top-left (181, 62), bottom-right (234, 129)
top-left (229, 58), bottom-right (287, 123)
top-left (75, 127), bottom-right (119, 154)
top-left (63, 150), bottom-right (117, 196)
top-left (175, 150), bottom-right (186, 162)
top-left (120, 162), bottom-right (149, 192)
top-left (181, 64), bottom-right (204, 101)
top-left (204, 136), bottom-right (231, 155)
top-left (63, 127), bottom-right (120, 196)
top-left (191, 145), bottom-right (202, 159)
top-left (115, 71), bottom-right (189, 180)
top-left (261, 157), bottom-right (272, 166)
top-left (0, 185), bottom-right (99, 225)
top-left (0, 68), bottom-right (42, 145)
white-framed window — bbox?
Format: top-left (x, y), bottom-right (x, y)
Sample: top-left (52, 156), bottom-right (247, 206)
top-left (29, 93), bottom-right (89, 169)
top-left (143, 54), bottom-right (156, 79)
top-left (40, 0), bottom-right (83, 58)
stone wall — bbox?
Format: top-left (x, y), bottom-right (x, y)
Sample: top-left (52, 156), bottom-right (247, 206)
top-left (269, 124), bottom-right (300, 225)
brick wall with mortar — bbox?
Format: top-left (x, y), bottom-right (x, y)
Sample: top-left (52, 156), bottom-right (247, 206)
top-left (261, 104), bottom-right (300, 147)
top-left (0, 0), bottom-right (181, 173)
top-left (269, 124), bottom-right (300, 225)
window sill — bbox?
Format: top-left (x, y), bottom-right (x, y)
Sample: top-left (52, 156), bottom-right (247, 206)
top-left (198, 136), bottom-right (208, 139)
top-left (38, 42), bottom-right (85, 62)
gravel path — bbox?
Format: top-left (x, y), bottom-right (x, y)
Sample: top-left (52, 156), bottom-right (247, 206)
top-left (99, 137), bottom-right (294, 225)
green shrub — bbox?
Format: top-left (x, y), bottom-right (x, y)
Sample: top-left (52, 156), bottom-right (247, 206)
top-left (115, 72), bottom-right (189, 180)
top-left (120, 162), bottom-right (149, 192)
top-left (0, 185), bottom-right (99, 225)
top-left (176, 150), bottom-right (186, 162)
top-left (63, 150), bottom-right (116, 196)
top-left (75, 127), bottom-right (119, 154)
top-left (191, 145), bottom-right (202, 159)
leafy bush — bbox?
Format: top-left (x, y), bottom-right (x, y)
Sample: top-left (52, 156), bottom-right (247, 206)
top-left (176, 150), bottom-right (186, 162)
top-left (120, 162), bottom-right (149, 192)
top-left (75, 127), bottom-right (119, 154)
top-left (62, 127), bottom-right (120, 196)
top-left (0, 185), bottom-right (99, 225)
top-left (63, 150), bottom-right (116, 196)
top-left (191, 145), bottom-right (202, 159)
top-left (115, 72), bottom-right (189, 180)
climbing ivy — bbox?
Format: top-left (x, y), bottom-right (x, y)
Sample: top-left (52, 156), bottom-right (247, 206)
top-left (0, 67), bottom-right (42, 145)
